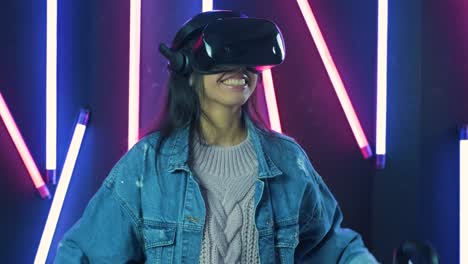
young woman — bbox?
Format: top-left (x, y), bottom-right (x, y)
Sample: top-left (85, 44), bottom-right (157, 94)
top-left (55, 10), bottom-right (378, 264)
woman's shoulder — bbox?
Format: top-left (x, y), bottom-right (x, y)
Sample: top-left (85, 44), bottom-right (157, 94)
top-left (258, 129), bottom-right (321, 181)
top-left (134, 131), bottom-right (162, 150)
top-left (104, 132), bottom-right (161, 186)
top-left (259, 129), bottom-right (309, 158)
top-left (99, 132), bottom-right (163, 212)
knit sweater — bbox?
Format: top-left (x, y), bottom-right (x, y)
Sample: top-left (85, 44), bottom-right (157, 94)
top-left (191, 134), bottom-right (260, 264)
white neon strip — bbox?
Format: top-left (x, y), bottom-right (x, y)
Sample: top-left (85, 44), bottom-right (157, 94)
top-left (376, 0), bottom-right (388, 158)
top-left (0, 92), bottom-right (50, 198)
top-left (262, 70), bottom-right (282, 133)
top-left (203, 0), bottom-right (213, 12)
top-left (46, 0), bottom-right (57, 170)
top-left (128, 0), bottom-right (141, 149)
top-left (461, 134), bottom-right (468, 264)
top-left (296, 0), bottom-right (372, 158)
top-left (34, 115), bottom-right (89, 264)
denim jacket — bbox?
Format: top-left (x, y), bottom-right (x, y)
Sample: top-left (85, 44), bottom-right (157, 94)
top-left (55, 116), bottom-right (377, 264)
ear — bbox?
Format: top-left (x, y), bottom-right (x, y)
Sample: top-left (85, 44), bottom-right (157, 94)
top-left (189, 74), bottom-right (194, 87)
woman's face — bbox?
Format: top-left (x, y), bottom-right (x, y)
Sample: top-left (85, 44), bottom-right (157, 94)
top-left (197, 67), bottom-right (259, 110)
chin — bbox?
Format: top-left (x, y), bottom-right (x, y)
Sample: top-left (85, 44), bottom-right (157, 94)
top-left (220, 96), bottom-right (250, 107)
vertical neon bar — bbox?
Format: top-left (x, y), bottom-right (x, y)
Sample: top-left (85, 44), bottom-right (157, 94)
top-left (296, 0), bottom-right (372, 159)
top-left (461, 125), bottom-right (468, 264)
top-left (203, 0), bottom-right (213, 12)
top-left (34, 110), bottom-right (90, 264)
top-left (128, 0), bottom-right (141, 149)
top-left (262, 70), bottom-right (282, 133)
top-left (376, 0), bottom-right (388, 169)
top-left (0, 92), bottom-right (50, 199)
top-left (47, 0), bottom-right (57, 183)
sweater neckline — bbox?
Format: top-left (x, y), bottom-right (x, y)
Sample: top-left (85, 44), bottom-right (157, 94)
top-left (191, 132), bottom-right (258, 183)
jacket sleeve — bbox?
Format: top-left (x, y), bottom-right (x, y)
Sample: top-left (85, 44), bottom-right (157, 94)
top-left (54, 173), bottom-right (144, 263)
top-left (294, 151), bottom-right (379, 264)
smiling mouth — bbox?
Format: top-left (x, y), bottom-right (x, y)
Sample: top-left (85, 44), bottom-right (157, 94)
top-left (218, 71), bottom-right (250, 87)
top-left (221, 78), bottom-right (248, 86)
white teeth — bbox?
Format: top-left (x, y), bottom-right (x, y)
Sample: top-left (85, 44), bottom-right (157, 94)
top-left (222, 78), bottom-right (246, 86)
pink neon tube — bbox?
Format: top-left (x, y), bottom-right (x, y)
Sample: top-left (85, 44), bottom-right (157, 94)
top-left (296, 0), bottom-right (372, 159)
top-left (128, 0), bottom-right (141, 149)
top-left (0, 92), bottom-right (50, 199)
top-left (262, 69), bottom-right (282, 133)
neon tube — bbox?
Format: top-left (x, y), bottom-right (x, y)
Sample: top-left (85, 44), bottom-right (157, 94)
top-left (376, 0), bottom-right (388, 169)
top-left (203, 0), bottom-right (213, 12)
top-left (0, 92), bottom-right (50, 199)
top-left (296, 0), bottom-right (372, 159)
top-left (128, 0), bottom-right (141, 149)
top-left (47, 0), bottom-right (57, 183)
top-left (461, 125), bottom-right (468, 264)
top-left (262, 69), bottom-right (282, 133)
top-left (34, 110), bottom-right (90, 264)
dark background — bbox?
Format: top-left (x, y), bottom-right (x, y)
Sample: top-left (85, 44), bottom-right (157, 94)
top-left (0, 0), bottom-right (465, 263)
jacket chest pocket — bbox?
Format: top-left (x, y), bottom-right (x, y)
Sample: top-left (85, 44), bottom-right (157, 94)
top-left (142, 225), bottom-right (177, 264)
top-left (275, 223), bottom-right (299, 264)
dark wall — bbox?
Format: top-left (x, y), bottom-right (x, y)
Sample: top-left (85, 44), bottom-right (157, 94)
top-left (420, 0), bottom-right (468, 263)
top-left (0, 1), bottom-right (48, 263)
top-left (0, 1), bottom-right (201, 263)
top-left (371, 0), bottom-right (467, 263)
top-left (371, 0), bottom-right (423, 261)
top-left (0, 1), bottom-right (131, 263)
top-left (0, 0), bottom-right (465, 263)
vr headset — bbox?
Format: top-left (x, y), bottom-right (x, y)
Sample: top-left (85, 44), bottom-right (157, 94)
top-left (159, 10), bottom-right (286, 75)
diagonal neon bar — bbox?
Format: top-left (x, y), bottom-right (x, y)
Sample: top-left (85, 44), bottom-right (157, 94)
top-left (296, 0), bottom-right (373, 159)
top-left (0, 92), bottom-right (50, 199)
top-left (34, 110), bottom-right (90, 264)
top-left (262, 70), bottom-right (282, 133)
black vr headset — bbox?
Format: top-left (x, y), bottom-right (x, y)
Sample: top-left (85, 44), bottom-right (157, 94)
top-left (159, 10), bottom-right (286, 75)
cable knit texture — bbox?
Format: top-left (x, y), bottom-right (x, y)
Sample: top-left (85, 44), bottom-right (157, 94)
top-left (191, 134), bottom-right (260, 264)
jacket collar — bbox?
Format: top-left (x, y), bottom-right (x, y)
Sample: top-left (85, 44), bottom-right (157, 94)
top-left (165, 115), bottom-right (282, 179)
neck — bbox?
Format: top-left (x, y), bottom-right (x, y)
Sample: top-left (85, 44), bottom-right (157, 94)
top-left (199, 105), bottom-right (247, 147)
